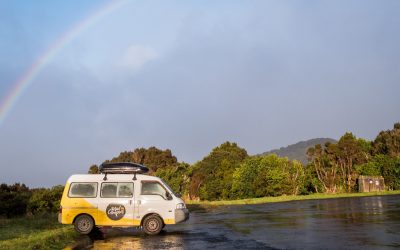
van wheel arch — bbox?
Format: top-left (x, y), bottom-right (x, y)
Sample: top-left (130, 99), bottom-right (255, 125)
top-left (141, 213), bottom-right (164, 235)
top-left (73, 213), bottom-right (96, 224)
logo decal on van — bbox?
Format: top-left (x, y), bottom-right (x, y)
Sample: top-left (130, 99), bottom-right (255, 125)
top-left (106, 204), bottom-right (126, 220)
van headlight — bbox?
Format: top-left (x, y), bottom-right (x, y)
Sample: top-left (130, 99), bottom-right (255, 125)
top-left (176, 203), bottom-right (186, 209)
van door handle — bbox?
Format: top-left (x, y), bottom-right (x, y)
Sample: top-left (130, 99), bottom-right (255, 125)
top-left (137, 200), bottom-right (141, 205)
top-left (129, 200), bottom-right (132, 205)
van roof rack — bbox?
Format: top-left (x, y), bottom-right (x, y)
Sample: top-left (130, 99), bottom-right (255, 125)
top-left (99, 162), bottom-right (149, 181)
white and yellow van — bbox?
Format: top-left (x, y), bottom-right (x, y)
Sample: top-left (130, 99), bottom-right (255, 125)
top-left (59, 162), bottom-right (189, 235)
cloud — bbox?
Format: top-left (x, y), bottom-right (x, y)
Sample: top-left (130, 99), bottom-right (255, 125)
top-left (120, 45), bottom-right (158, 72)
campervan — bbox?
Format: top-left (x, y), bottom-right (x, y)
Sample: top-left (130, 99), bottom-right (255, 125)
top-left (58, 162), bottom-right (189, 235)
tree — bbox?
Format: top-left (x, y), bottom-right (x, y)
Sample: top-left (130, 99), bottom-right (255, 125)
top-left (155, 163), bottom-right (191, 196)
top-left (104, 147), bottom-right (178, 173)
top-left (373, 155), bottom-right (400, 190)
top-left (373, 122), bottom-right (400, 157)
top-left (335, 133), bottom-right (369, 192)
top-left (303, 163), bottom-right (324, 194)
top-left (307, 143), bottom-right (339, 193)
top-left (189, 142), bottom-right (248, 200)
top-left (355, 162), bottom-right (381, 176)
top-left (287, 160), bottom-right (306, 195)
top-left (307, 133), bottom-right (370, 193)
top-left (232, 154), bottom-right (305, 198)
top-left (231, 156), bottom-right (261, 198)
top-left (0, 183), bottom-right (31, 217)
top-left (28, 185), bottom-right (64, 214)
top-left (88, 164), bottom-right (99, 174)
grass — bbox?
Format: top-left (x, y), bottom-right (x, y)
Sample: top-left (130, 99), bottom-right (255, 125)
top-left (0, 214), bottom-right (76, 250)
top-left (186, 190), bottom-right (400, 208)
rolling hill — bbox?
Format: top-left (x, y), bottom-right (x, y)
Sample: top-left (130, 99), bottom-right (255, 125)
top-left (260, 138), bottom-right (337, 164)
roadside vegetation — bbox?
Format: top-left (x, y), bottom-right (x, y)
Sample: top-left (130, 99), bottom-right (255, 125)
top-left (0, 185), bottom-right (76, 250)
top-left (0, 214), bottom-right (75, 250)
top-left (0, 184), bottom-right (63, 217)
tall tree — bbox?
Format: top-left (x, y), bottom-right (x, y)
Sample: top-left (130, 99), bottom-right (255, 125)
top-left (307, 133), bottom-right (370, 193)
top-left (154, 162), bottom-right (191, 196)
top-left (373, 122), bottom-right (400, 157)
top-left (232, 154), bottom-right (305, 198)
top-left (103, 147), bottom-right (178, 173)
top-left (307, 143), bottom-right (338, 193)
top-left (374, 154), bottom-right (400, 190)
top-left (335, 133), bottom-right (369, 192)
top-left (189, 142), bottom-right (248, 200)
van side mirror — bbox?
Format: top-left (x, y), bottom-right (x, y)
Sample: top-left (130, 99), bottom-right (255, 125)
top-left (166, 192), bottom-right (173, 200)
top-left (176, 192), bottom-right (182, 198)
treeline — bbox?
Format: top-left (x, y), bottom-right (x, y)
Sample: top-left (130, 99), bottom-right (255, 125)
top-left (0, 184), bottom-right (63, 218)
top-left (89, 122), bottom-right (400, 201)
top-left (2, 123), bottom-right (398, 218)
top-left (307, 130), bottom-right (400, 193)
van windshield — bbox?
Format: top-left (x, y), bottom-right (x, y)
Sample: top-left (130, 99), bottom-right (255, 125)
top-left (160, 180), bottom-right (176, 196)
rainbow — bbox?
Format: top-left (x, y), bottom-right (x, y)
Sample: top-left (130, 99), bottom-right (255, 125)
top-left (0, 0), bottom-right (128, 127)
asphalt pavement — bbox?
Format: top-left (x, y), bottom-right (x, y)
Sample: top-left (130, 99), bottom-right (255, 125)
top-left (66, 195), bottom-right (400, 249)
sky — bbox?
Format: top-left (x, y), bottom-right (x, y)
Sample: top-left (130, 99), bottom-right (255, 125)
top-left (0, 0), bottom-right (399, 188)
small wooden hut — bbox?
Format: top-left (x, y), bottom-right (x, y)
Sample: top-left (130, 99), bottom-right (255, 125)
top-left (358, 176), bottom-right (385, 192)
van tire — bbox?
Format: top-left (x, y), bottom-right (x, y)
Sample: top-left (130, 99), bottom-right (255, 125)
top-left (74, 214), bottom-right (94, 234)
top-left (142, 215), bottom-right (163, 235)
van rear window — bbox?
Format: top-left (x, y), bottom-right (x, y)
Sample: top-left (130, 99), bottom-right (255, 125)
top-left (68, 182), bottom-right (98, 198)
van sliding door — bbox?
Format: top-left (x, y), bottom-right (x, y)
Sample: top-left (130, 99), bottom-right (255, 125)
top-left (98, 182), bottom-right (136, 226)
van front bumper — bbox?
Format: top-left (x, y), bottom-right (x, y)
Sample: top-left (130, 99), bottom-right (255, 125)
top-left (175, 208), bottom-right (189, 223)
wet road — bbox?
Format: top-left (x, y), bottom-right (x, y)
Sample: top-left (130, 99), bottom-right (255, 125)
top-left (67, 195), bottom-right (400, 249)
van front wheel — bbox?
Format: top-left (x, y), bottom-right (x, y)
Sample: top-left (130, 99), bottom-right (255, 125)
top-left (143, 215), bottom-right (163, 235)
top-left (74, 214), bottom-right (94, 234)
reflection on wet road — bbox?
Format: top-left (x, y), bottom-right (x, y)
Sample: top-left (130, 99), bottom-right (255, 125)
top-left (66, 195), bottom-right (400, 249)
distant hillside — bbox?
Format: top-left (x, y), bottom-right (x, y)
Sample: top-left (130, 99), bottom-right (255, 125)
top-left (260, 138), bottom-right (337, 164)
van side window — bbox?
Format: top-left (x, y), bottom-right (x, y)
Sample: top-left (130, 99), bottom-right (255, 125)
top-left (101, 183), bottom-right (117, 197)
top-left (101, 182), bottom-right (134, 198)
top-left (118, 183), bottom-right (134, 197)
top-left (68, 182), bottom-right (98, 198)
top-left (141, 181), bottom-right (168, 199)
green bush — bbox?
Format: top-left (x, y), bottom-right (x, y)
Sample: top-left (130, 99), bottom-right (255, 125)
top-left (356, 161), bottom-right (381, 176)
top-left (0, 183), bottom-right (31, 218)
top-left (232, 154), bottom-right (305, 199)
top-left (28, 186), bottom-right (64, 214)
